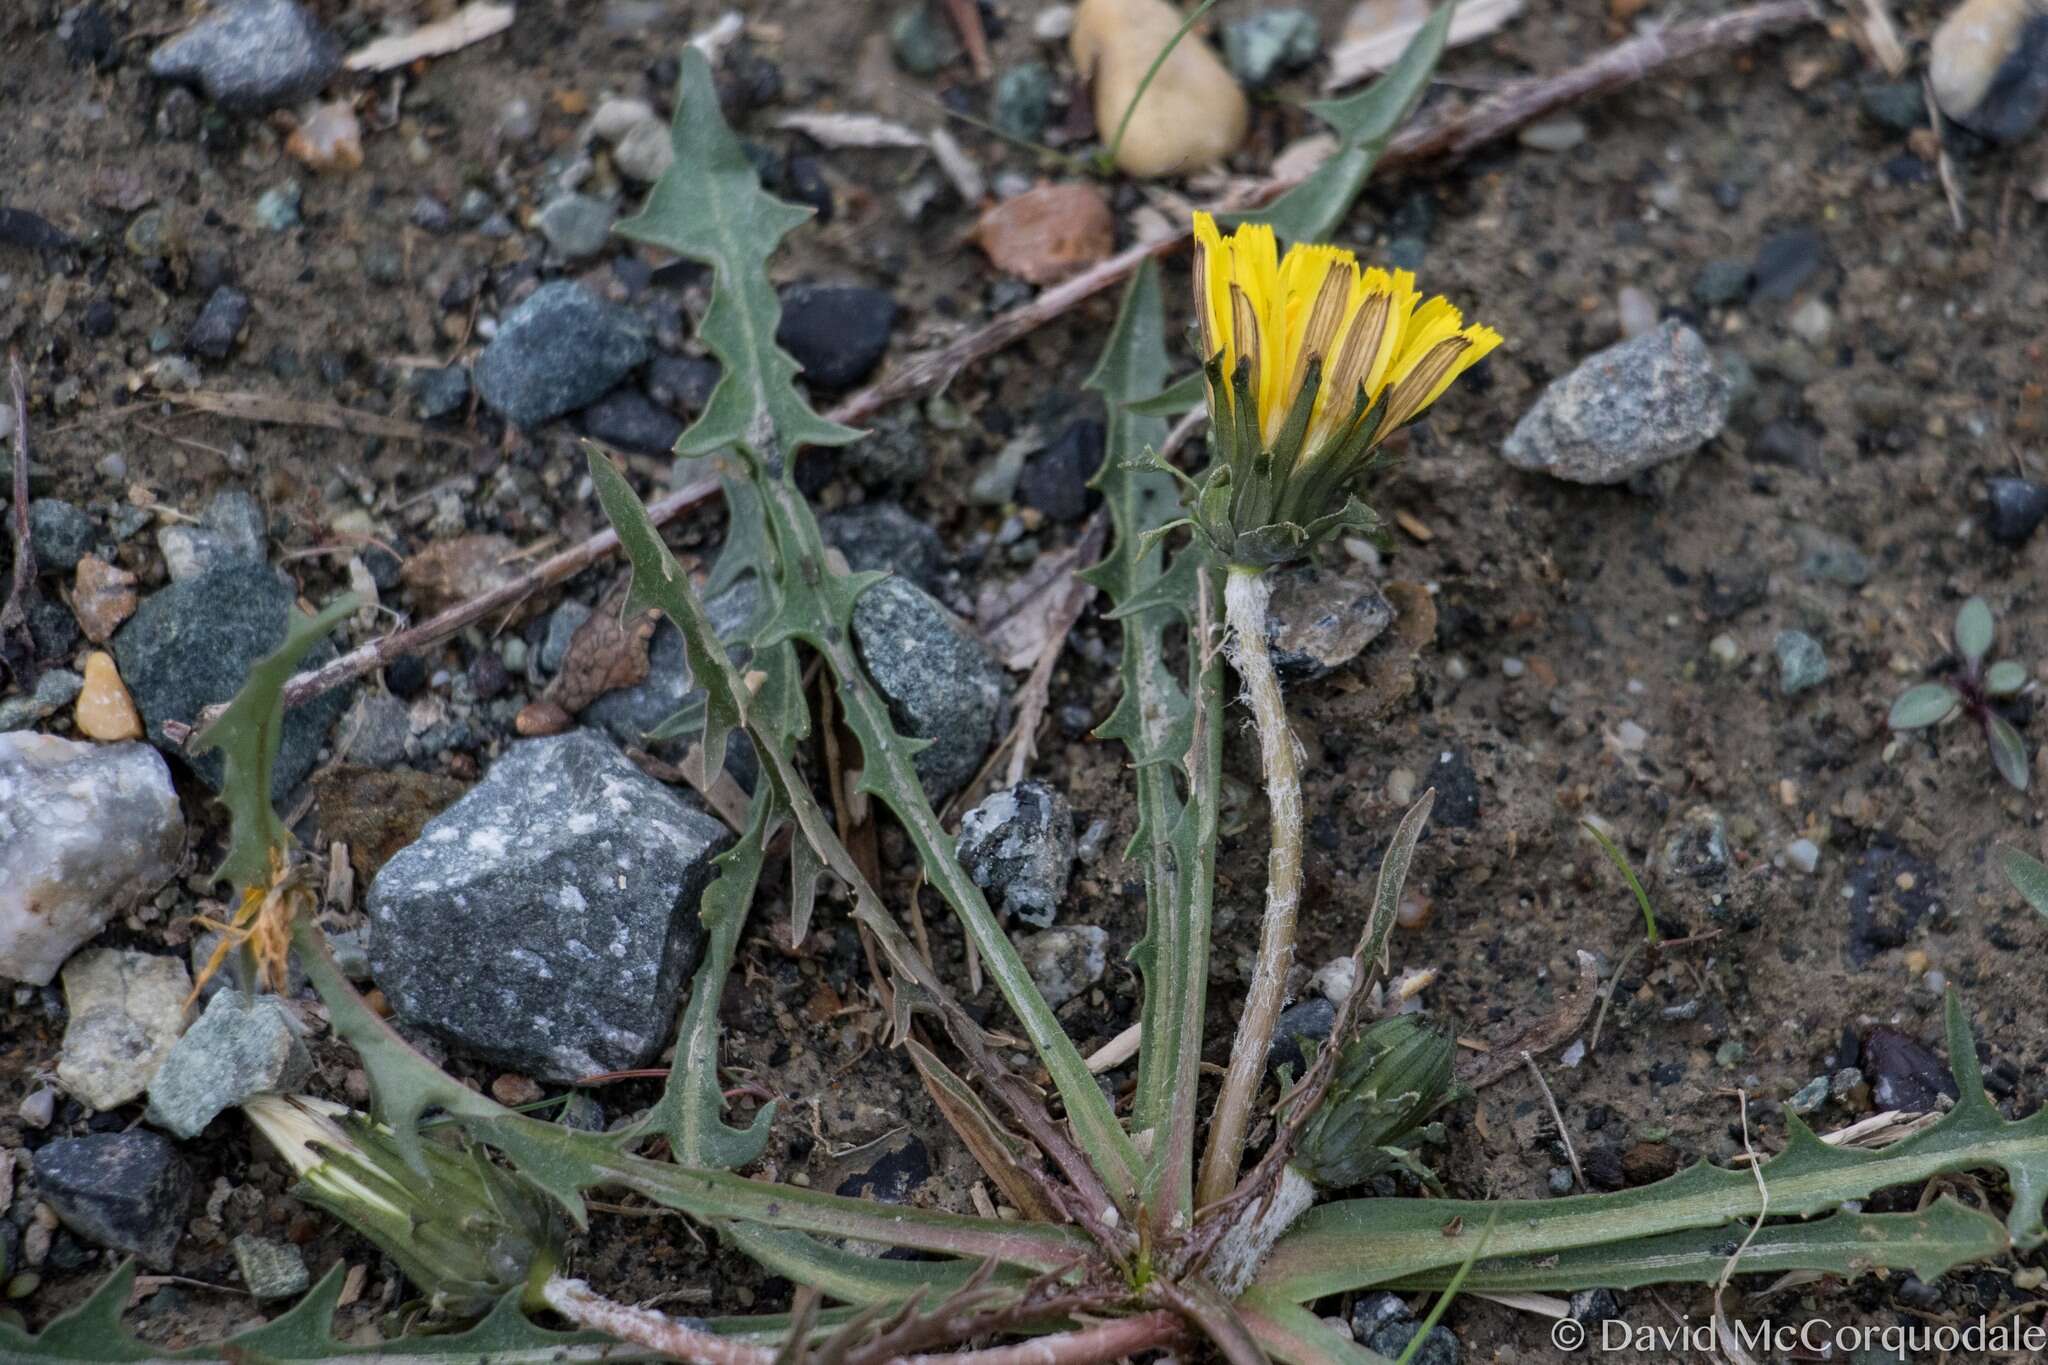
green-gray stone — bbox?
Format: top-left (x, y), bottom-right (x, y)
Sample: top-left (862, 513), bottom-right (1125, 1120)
top-left (1692, 258), bottom-right (1750, 307)
top-left (231, 1234), bottom-right (309, 1302)
top-left (889, 3), bottom-right (958, 76)
top-left (994, 63), bottom-right (1054, 142)
top-left (1223, 9), bottom-right (1320, 88)
top-left (254, 181), bottom-right (302, 231)
top-left (1774, 629), bottom-right (1830, 696)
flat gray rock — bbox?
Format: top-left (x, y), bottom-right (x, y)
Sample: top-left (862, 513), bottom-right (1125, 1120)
top-left (147, 990), bottom-right (313, 1138)
top-left (851, 578), bottom-right (1005, 801)
top-left (474, 282), bottom-right (648, 430)
top-left (367, 730), bottom-right (731, 1081)
top-left (0, 735), bottom-right (184, 986)
top-left (1500, 321), bottom-right (1729, 485)
top-left (32, 1132), bottom-right (193, 1271)
top-left (148, 0), bottom-right (341, 113)
top-left (112, 562), bottom-right (351, 797)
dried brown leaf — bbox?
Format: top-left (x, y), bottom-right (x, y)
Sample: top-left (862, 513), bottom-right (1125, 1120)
top-left (969, 184), bottom-right (1115, 286)
top-left (546, 589), bottom-right (661, 714)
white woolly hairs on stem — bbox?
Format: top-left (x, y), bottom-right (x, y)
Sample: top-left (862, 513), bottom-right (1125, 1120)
top-left (1198, 565), bottom-right (1307, 1209)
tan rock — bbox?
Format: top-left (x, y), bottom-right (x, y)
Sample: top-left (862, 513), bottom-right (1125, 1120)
top-left (72, 554), bottom-right (138, 643)
top-left (76, 652), bottom-right (143, 742)
top-left (1072, 0), bottom-right (1247, 178)
top-left (57, 948), bottom-right (191, 1111)
top-left (1930, 0), bottom-right (2048, 133)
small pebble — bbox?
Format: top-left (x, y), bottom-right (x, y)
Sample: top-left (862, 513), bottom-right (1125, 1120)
top-left (1518, 115), bottom-right (1588, 152)
top-left (1615, 719), bottom-right (1649, 750)
top-left (75, 652), bottom-right (143, 741)
top-left (1774, 629), bottom-right (1830, 696)
top-left (1786, 838), bottom-right (1821, 875)
top-left (1501, 657), bottom-right (1526, 679)
top-left (1616, 285), bottom-right (1657, 338)
top-left (1708, 633), bottom-right (1742, 666)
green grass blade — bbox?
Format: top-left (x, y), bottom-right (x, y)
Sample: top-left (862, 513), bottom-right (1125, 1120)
top-left (1581, 819), bottom-right (1660, 945)
top-left (1251, 2), bottom-right (1455, 243)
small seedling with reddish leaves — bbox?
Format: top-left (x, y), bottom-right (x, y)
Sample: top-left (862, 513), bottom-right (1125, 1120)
top-left (1888, 596), bottom-right (2031, 791)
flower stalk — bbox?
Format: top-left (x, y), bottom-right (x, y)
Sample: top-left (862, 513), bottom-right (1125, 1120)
top-left (1198, 566), bottom-right (1304, 1208)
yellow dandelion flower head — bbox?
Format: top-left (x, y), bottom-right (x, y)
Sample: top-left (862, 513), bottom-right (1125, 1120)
top-left (1190, 210), bottom-right (1501, 456)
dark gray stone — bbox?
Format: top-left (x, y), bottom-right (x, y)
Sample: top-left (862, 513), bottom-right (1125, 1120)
top-left (1369, 1322), bottom-right (1459, 1365)
top-left (112, 562), bottom-right (349, 796)
top-left (1269, 997), bottom-right (1336, 1076)
top-left (1264, 564), bottom-right (1394, 681)
top-left (850, 577), bottom-right (1004, 801)
top-left (413, 366), bottom-right (471, 421)
top-left (1017, 924), bottom-right (1107, 1008)
top-left (1019, 419), bottom-right (1102, 524)
top-left (29, 500), bottom-right (93, 572)
top-left (820, 502), bottom-right (944, 591)
top-left (146, 990), bottom-right (312, 1138)
top-left (835, 1136), bottom-right (932, 1203)
top-left (578, 388), bottom-right (684, 456)
top-left (647, 355), bottom-right (722, 414)
top-left (147, 0), bottom-right (341, 113)
top-left (31, 1131), bottom-right (192, 1270)
top-left (1692, 258), bottom-right (1750, 307)
top-left (187, 286), bottom-right (250, 360)
top-left (474, 282), bottom-right (649, 430)
top-left (538, 601), bottom-right (593, 676)
top-left (1751, 228), bottom-right (1829, 301)
top-left (1499, 322), bottom-right (1729, 484)
top-left (889, 2), bottom-right (959, 75)
top-left (958, 781), bottom-right (1074, 928)
top-left (1864, 1026), bottom-right (1959, 1112)
top-left (776, 284), bottom-right (897, 390)
top-left (1860, 79), bottom-right (1926, 133)
top-left (367, 730), bottom-right (732, 1081)
top-left (1987, 477), bottom-right (2048, 546)
top-left (1570, 1289), bottom-right (1624, 1328)
top-left (1429, 748), bottom-right (1482, 828)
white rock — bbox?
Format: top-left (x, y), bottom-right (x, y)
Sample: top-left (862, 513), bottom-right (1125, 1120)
top-left (1017, 925), bottom-right (1108, 1009)
top-left (1, 735), bottom-right (184, 986)
top-left (1310, 956), bottom-right (1358, 1003)
top-left (613, 118), bottom-right (675, 183)
top-left (1785, 838), bottom-right (1821, 875)
top-left (586, 96), bottom-right (657, 144)
top-left (57, 948), bottom-right (191, 1111)
top-left (1617, 286), bottom-right (1657, 338)
top-left (1033, 4), bottom-right (1076, 41)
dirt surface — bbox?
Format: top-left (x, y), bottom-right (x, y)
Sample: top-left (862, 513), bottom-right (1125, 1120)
top-left (4, 0), bottom-right (2048, 1358)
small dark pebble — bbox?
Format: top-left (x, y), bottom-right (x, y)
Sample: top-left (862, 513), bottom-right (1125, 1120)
top-left (1583, 1145), bottom-right (1627, 1191)
top-left (187, 285), bottom-right (251, 360)
top-left (1751, 227), bottom-right (1828, 300)
top-left (385, 654), bottom-right (430, 699)
top-left (1692, 258), bottom-right (1750, 308)
top-left (1570, 1289), bottom-right (1623, 1327)
top-left (1895, 1275), bottom-right (1944, 1311)
top-left (65, 4), bottom-right (122, 70)
top-left (1863, 1026), bottom-right (1959, 1112)
top-left (413, 366), bottom-right (471, 421)
top-left (776, 284), bottom-right (897, 389)
top-left (30, 500), bottom-right (95, 572)
top-left (1986, 477), bottom-right (2048, 546)
top-left (361, 546), bottom-right (404, 592)
top-left (647, 355), bottom-right (722, 414)
top-left (782, 154), bottom-right (833, 223)
top-left (1711, 181), bottom-right (1744, 212)
top-left (410, 194), bottom-right (453, 233)
top-left (82, 298), bottom-right (118, 338)
top-left (0, 207), bottom-right (78, 253)
top-left (1428, 748), bottom-right (1482, 828)
top-left (1268, 997), bottom-right (1335, 1077)
top-left (1749, 419), bottom-right (1823, 472)
top-left (835, 1137), bottom-right (931, 1204)
top-left (30, 594), bottom-right (82, 661)
top-left (578, 387), bottom-right (685, 456)
top-left (468, 649), bottom-right (510, 702)
top-left (1860, 79), bottom-right (1925, 133)
top-left (1018, 418), bottom-right (1103, 523)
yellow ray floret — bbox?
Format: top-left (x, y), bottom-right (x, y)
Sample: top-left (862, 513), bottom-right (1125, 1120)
top-left (1191, 211), bottom-right (1500, 454)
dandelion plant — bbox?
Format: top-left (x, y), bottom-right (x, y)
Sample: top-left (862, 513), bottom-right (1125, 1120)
top-left (14, 31), bottom-right (2048, 1365)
